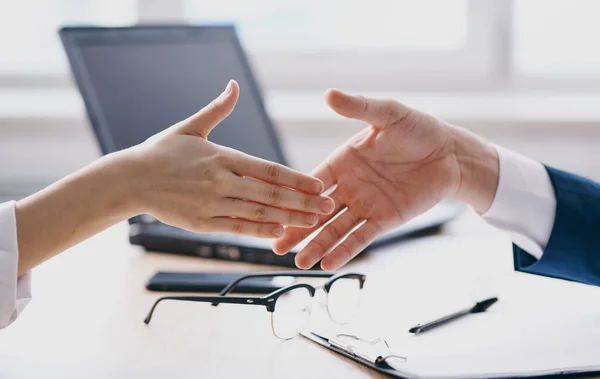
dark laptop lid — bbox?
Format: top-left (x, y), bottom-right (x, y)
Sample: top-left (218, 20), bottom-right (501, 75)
top-left (59, 25), bottom-right (286, 165)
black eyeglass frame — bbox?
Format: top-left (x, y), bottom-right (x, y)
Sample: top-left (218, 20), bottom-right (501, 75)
top-left (144, 271), bottom-right (366, 325)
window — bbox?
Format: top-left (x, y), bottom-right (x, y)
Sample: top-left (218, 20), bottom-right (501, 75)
top-left (3, 0), bottom-right (600, 91)
top-left (513, 0), bottom-right (600, 77)
top-left (0, 0), bottom-right (136, 75)
top-left (185, 0), bottom-right (487, 89)
top-left (185, 0), bottom-right (468, 52)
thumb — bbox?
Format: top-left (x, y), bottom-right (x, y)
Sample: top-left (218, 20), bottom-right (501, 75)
top-left (176, 80), bottom-right (240, 138)
top-left (324, 88), bottom-right (412, 129)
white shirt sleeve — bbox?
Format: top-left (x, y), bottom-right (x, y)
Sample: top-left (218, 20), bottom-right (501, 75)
top-left (482, 146), bottom-right (557, 259)
top-left (0, 201), bottom-right (32, 329)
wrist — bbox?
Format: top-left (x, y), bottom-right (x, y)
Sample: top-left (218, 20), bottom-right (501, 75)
top-left (95, 148), bottom-right (145, 218)
top-left (449, 126), bottom-right (500, 214)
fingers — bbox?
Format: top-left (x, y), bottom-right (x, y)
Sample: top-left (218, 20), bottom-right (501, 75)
top-left (324, 88), bottom-right (412, 128)
top-left (309, 161), bottom-right (336, 192)
top-left (176, 80), bottom-right (240, 138)
top-left (272, 191), bottom-right (345, 255)
top-left (215, 198), bottom-right (319, 228)
top-left (294, 209), bottom-right (363, 269)
top-left (232, 153), bottom-right (324, 195)
top-left (227, 176), bottom-right (335, 215)
top-left (270, 162), bottom-right (340, 255)
top-left (208, 217), bottom-right (284, 238)
top-left (320, 222), bottom-right (380, 271)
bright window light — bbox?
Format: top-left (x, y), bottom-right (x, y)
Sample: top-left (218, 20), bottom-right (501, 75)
top-left (0, 0), bottom-right (136, 74)
top-left (513, 0), bottom-right (600, 76)
top-left (185, 0), bottom-right (468, 51)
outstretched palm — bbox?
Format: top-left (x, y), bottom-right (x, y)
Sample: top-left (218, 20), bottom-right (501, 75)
top-left (273, 89), bottom-right (461, 270)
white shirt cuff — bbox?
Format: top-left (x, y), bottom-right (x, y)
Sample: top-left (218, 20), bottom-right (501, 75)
top-left (0, 201), bottom-right (32, 329)
top-left (482, 146), bottom-right (557, 260)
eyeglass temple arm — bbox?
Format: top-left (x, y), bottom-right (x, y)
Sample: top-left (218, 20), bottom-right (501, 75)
top-left (144, 295), bottom-right (266, 324)
top-left (215, 271), bottom-right (334, 302)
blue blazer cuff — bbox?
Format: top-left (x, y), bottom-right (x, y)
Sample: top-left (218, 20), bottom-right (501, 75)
top-left (513, 166), bottom-right (600, 286)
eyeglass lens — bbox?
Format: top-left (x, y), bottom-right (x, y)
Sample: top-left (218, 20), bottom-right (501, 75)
top-left (270, 286), bottom-right (313, 340)
top-left (326, 277), bottom-right (362, 324)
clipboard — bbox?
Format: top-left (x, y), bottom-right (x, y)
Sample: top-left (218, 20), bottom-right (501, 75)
top-left (301, 330), bottom-right (600, 379)
top-left (301, 330), bottom-right (411, 378)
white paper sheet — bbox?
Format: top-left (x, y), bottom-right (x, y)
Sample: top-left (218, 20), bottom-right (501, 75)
top-left (320, 272), bottom-right (600, 378)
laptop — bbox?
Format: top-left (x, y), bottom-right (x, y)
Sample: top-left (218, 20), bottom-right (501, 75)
top-left (59, 25), bottom-right (464, 267)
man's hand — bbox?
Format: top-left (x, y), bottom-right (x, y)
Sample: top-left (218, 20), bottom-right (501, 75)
top-left (272, 89), bottom-right (499, 270)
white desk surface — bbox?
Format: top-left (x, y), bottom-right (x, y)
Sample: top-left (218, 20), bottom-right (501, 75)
top-left (0, 211), bottom-right (598, 379)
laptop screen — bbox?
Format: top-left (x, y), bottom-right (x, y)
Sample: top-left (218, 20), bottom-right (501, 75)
top-left (61, 26), bottom-right (285, 164)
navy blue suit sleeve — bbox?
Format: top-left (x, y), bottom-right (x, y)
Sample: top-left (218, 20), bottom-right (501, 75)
top-left (513, 166), bottom-right (600, 286)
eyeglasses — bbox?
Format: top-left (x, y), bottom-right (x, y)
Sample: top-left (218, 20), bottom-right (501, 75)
top-left (144, 271), bottom-right (366, 340)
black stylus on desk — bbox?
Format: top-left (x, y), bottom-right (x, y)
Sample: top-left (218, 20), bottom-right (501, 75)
top-left (408, 297), bottom-right (498, 334)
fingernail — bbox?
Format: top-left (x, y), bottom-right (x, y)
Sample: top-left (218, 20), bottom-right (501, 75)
top-left (273, 226), bottom-right (284, 237)
top-left (295, 255), bottom-right (311, 270)
top-left (321, 198), bottom-right (335, 213)
top-left (321, 260), bottom-right (336, 272)
top-left (224, 80), bottom-right (233, 95)
top-left (313, 181), bottom-right (324, 193)
top-left (305, 214), bottom-right (318, 225)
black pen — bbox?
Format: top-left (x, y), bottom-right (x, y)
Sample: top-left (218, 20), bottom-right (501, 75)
top-left (408, 297), bottom-right (498, 334)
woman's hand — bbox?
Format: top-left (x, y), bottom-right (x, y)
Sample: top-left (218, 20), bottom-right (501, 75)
top-left (125, 80), bottom-right (334, 238)
top-left (15, 80), bottom-right (333, 275)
